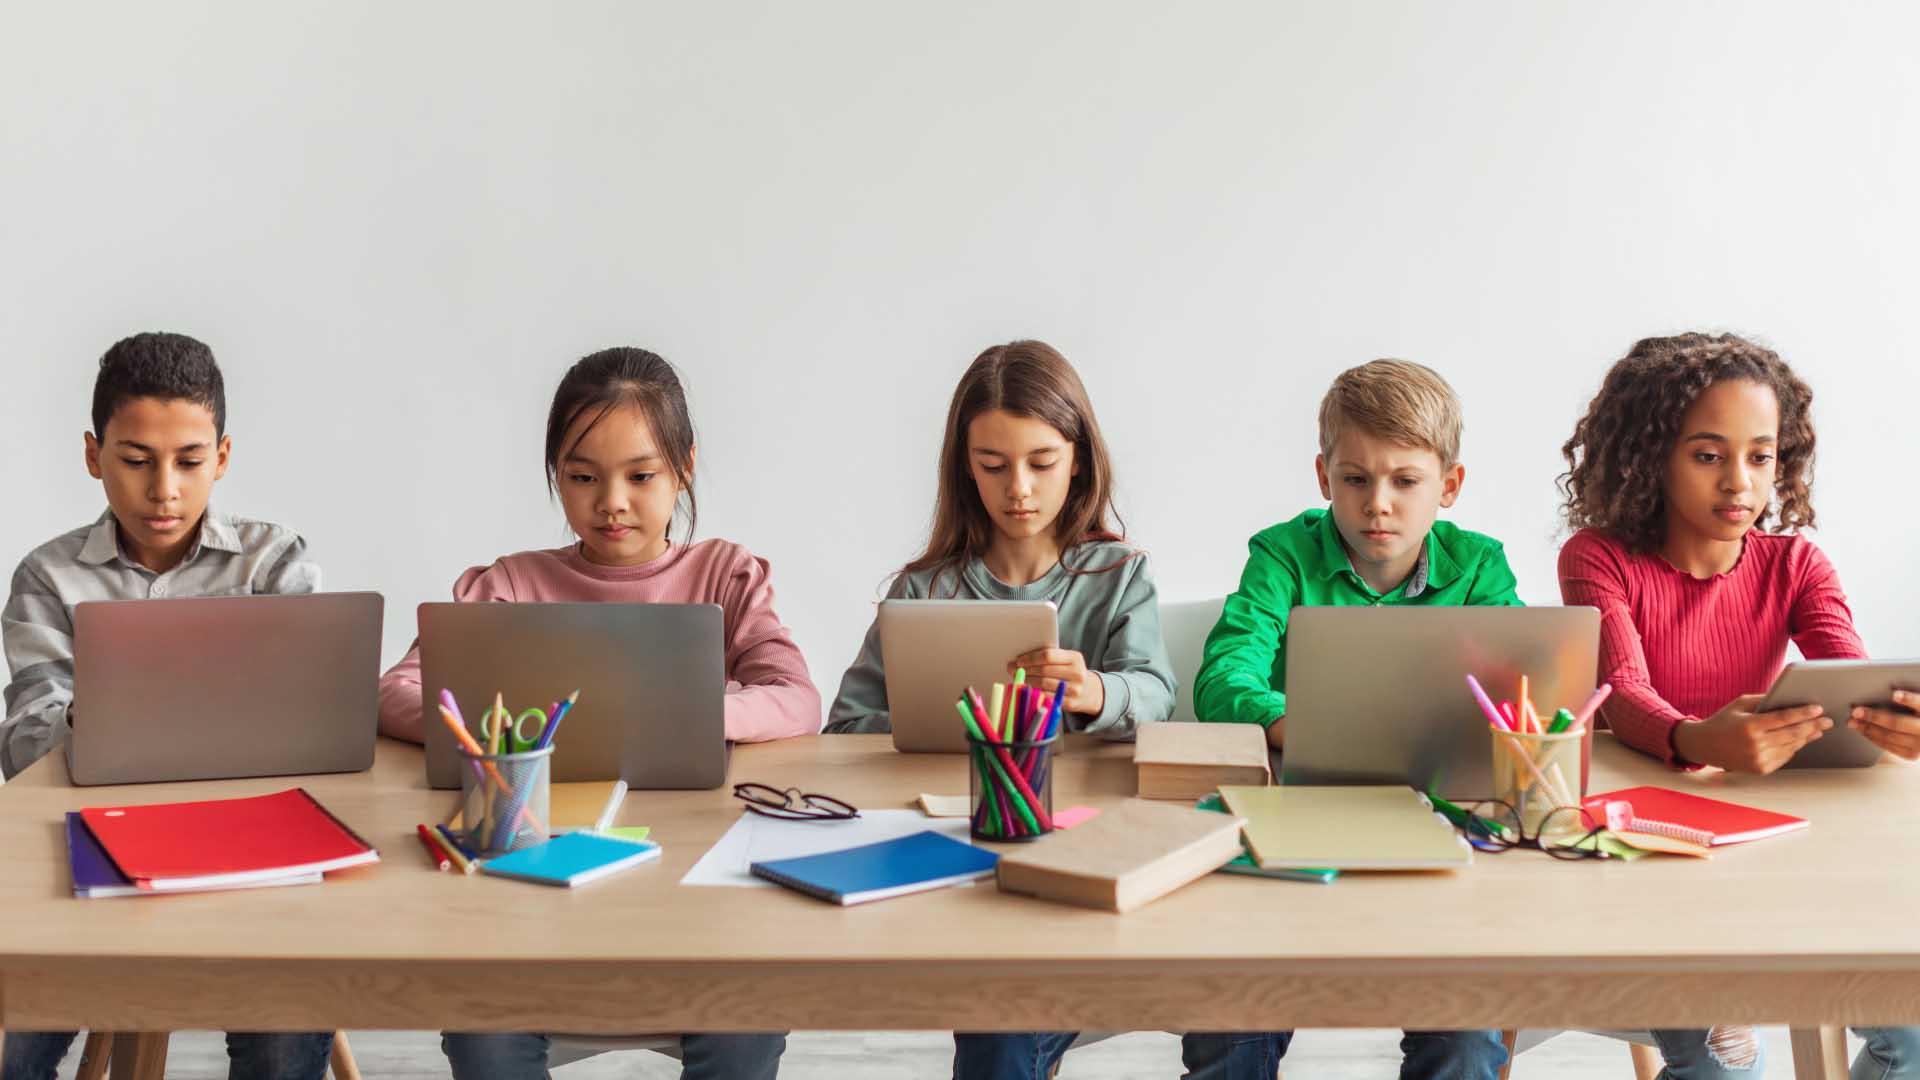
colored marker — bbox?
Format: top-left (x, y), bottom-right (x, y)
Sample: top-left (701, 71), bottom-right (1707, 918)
top-left (415, 823), bottom-right (451, 871)
top-left (1464, 674), bottom-right (1510, 731)
top-left (1547, 708), bottom-right (1576, 735)
top-left (1573, 683), bottom-right (1614, 730)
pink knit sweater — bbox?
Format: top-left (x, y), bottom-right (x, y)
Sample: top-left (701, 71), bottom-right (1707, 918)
top-left (1557, 528), bottom-right (1864, 765)
top-left (379, 539), bottom-right (821, 744)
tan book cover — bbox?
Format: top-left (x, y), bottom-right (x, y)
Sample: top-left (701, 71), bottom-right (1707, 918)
top-left (995, 799), bottom-right (1245, 913)
top-left (1219, 785), bottom-right (1471, 871)
top-left (1133, 723), bottom-right (1271, 799)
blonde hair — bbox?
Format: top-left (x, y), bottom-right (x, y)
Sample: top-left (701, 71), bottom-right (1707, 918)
top-left (1317, 359), bottom-right (1463, 467)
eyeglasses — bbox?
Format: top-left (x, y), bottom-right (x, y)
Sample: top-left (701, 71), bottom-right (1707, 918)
top-left (1459, 800), bottom-right (1608, 860)
top-left (731, 782), bottom-right (860, 821)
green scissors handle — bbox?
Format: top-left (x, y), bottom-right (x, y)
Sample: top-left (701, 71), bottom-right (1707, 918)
top-left (509, 708), bottom-right (549, 753)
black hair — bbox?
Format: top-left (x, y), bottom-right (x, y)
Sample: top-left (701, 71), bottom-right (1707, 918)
top-left (544, 347), bottom-right (698, 542)
top-left (91, 332), bottom-right (227, 438)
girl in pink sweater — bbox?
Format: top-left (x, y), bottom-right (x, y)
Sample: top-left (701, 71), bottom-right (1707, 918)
top-left (378, 348), bottom-right (820, 748)
top-left (1557, 333), bottom-right (1920, 1080)
top-left (388, 348), bottom-right (809, 1080)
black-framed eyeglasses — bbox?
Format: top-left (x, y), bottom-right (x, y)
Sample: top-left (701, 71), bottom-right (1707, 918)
top-left (732, 782), bottom-right (860, 821)
top-left (1459, 800), bottom-right (1608, 860)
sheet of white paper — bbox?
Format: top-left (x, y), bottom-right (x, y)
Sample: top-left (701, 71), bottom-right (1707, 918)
top-left (680, 809), bottom-right (974, 887)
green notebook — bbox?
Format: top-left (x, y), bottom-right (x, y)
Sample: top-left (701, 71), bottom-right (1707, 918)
top-left (1196, 794), bottom-right (1338, 884)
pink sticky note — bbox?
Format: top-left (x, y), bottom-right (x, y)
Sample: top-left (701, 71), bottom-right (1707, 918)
top-left (1053, 806), bottom-right (1102, 830)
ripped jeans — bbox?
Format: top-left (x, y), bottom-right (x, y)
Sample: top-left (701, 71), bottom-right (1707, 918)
top-left (1655, 1025), bottom-right (1920, 1079)
top-left (1651, 1026), bottom-right (1766, 1077)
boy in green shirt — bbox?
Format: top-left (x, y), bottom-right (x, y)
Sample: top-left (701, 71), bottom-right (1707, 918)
top-left (1195, 358), bottom-right (1520, 747)
top-left (1181, 359), bottom-right (1515, 1080)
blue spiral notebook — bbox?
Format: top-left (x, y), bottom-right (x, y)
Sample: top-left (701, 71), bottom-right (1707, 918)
top-left (749, 829), bottom-right (998, 905)
top-left (479, 831), bottom-right (662, 888)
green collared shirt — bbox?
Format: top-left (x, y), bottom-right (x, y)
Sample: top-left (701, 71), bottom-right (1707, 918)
top-left (1193, 507), bottom-right (1521, 729)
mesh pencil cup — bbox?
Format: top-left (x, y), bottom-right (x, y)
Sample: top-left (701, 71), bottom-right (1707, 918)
top-left (966, 731), bottom-right (1058, 843)
top-left (456, 744), bottom-right (553, 858)
top-left (1490, 728), bottom-right (1584, 835)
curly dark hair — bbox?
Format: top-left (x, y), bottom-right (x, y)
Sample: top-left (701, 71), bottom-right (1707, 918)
top-left (1559, 332), bottom-right (1817, 554)
top-left (92, 332), bottom-right (226, 438)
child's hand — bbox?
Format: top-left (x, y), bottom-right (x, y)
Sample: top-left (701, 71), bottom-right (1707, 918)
top-left (1673, 693), bottom-right (1830, 774)
top-left (1848, 691), bottom-right (1920, 760)
top-left (1010, 648), bottom-right (1105, 717)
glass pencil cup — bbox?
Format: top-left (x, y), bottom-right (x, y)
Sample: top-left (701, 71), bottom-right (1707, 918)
top-left (1490, 728), bottom-right (1585, 835)
top-left (967, 732), bottom-right (1058, 843)
top-left (457, 745), bottom-right (553, 858)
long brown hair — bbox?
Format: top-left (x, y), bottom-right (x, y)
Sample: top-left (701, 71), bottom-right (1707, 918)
top-left (1559, 332), bottom-right (1817, 554)
top-left (904, 340), bottom-right (1127, 587)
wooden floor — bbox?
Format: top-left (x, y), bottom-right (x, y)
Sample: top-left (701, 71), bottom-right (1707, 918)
top-left (47, 1026), bottom-right (1847, 1077)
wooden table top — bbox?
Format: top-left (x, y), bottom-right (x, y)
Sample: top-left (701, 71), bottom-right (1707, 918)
top-left (3, 733), bottom-right (1918, 1033)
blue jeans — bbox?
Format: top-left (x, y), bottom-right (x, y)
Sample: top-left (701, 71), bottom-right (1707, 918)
top-left (952, 1032), bottom-right (1081, 1079)
top-left (441, 1031), bottom-right (786, 1080)
top-left (1181, 1029), bottom-right (1508, 1080)
top-left (1652, 1026), bottom-right (1920, 1080)
top-left (0, 1030), bottom-right (332, 1080)
top-left (1854, 1026), bottom-right (1920, 1080)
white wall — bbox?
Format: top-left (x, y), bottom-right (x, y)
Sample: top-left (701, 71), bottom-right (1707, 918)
top-left (5, 1), bottom-right (1917, 719)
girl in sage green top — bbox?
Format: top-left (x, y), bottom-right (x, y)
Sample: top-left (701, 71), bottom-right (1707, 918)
top-left (825, 338), bottom-right (1174, 742)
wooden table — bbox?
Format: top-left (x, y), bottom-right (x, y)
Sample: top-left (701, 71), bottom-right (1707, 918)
top-left (2, 734), bottom-right (1916, 1078)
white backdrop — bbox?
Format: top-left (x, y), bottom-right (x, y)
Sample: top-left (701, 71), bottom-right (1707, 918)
top-left (5, 1), bottom-right (1916, 725)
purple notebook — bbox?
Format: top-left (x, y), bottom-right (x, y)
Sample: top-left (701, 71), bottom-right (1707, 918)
top-left (64, 812), bottom-right (321, 899)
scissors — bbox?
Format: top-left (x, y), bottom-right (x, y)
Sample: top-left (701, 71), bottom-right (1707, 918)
top-left (478, 704), bottom-right (549, 753)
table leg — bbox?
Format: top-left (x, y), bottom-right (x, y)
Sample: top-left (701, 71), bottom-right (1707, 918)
top-left (329, 1030), bottom-right (362, 1080)
top-left (107, 1032), bottom-right (168, 1080)
top-left (75, 1031), bottom-right (112, 1080)
top-left (1790, 1025), bottom-right (1848, 1080)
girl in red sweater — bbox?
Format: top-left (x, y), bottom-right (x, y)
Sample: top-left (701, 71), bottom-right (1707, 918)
top-left (1558, 331), bottom-right (1920, 1079)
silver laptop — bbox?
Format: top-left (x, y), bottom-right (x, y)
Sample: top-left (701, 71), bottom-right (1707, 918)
top-left (69, 592), bottom-right (384, 786)
top-left (878, 599), bottom-right (1058, 753)
top-left (1279, 606), bottom-right (1601, 800)
top-left (420, 602), bottom-right (727, 790)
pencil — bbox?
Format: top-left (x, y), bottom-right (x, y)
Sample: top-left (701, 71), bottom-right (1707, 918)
top-left (433, 824), bottom-right (478, 875)
top-left (415, 824), bottom-right (451, 871)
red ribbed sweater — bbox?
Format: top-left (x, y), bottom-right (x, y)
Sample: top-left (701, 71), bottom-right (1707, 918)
top-left (1557, 528), bottom-right (1865, 765)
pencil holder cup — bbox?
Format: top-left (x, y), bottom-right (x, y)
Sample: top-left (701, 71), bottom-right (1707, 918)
top-left (1490, 729), bottom-right (1584, 835)
top-left (966, 733), bottom-right (1058, 843)
top-left (457, 745), bottom-right (553, 858)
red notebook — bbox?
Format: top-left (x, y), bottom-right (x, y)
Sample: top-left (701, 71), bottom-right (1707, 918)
top-left (79, 788), bottom-right (380, 892)
top-left (1581, 786), bottom-right (1808, 845)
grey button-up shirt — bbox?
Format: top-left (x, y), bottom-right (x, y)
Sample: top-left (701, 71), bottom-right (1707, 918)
top-left (1, 509), bottom-right (321, 778)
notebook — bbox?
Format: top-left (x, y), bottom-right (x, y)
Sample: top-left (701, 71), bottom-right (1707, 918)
top-left (65, 813), bottom-right (321, 898)
top-left (749, 830), bottom-right (998, 905)
top-left (1134, 723), bottom-right (1271, 800)
top-left (79, 788), bottom-right (380, 892)
top-left (1581, 786), bottom-right (1808, 845)
top-left (450, 779), bottom-right (628, 834)
top-left (994, 799), bottom-right (1244, 913)
top-left (1219, 785), bottom-right (1472, 871)
top-left (479, 831), bottom-right (662, 887)
top-left (1194, 795), bottom-right (1338, 883)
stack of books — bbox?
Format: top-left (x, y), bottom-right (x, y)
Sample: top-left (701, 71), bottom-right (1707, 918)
top-left (67, 788), bottom-right (380, 898)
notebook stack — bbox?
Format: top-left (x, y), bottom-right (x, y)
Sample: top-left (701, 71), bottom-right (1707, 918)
top-left (1134, 723), bottom-right (1271, 800)
top-left (67, 788), bottom-right (380, 898)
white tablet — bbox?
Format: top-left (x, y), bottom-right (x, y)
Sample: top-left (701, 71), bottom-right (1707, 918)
top-left (1757, 659), bottom-right (1920, 769)
top-left (878, 599), bottom-right (1059, 753)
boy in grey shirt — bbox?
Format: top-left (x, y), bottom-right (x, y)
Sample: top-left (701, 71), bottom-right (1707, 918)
top-left (0, 332), bottom-right (332, 1080)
